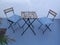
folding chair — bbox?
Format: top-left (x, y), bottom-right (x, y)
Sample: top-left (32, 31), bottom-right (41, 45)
top-left (4, 7), bottom-right (21, 33)
top-left (21, 11), bottom-right (38, 36)
top-left (39, 9), bottom-right (57, 34)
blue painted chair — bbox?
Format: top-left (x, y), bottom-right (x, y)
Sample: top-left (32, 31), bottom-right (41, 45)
top-left (39, 9), bottom-right (57, 34)
top-left (4, 7), bottom-right (21, 33)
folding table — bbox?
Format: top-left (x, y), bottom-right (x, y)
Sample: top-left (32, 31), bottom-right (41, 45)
top-left (21, 11), bottom-right (38, 36)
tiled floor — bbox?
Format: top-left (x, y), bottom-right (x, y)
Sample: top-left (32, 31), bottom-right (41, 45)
top-left (0, 18), bottom-right (60, 45)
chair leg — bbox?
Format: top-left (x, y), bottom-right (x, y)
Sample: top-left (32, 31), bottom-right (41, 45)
top-left (8, 22), bottom-right (15, 33)
top-left (13, 22), bottom-right (22, 31)
top-left (37, 19), bottom-right (42, 24)
top-left (37, 19), bottom-right (43, 30)
top-left (43, 27), bottom-right (47, 34)
top-left (8, 22), bottom-right (13, 28)
top-left (46, 25), bottom-right (51, 31)
top-left (11, 25), bottom-right (15, 33)
top-left (43, 24), bottom-right (51, 34)
top-left (17, 23), bottom-right (21, 28)
top-left (38, 24), bottom-right (42, 29)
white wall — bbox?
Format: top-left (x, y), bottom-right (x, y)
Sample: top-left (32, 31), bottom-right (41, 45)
top-left (0, 0), bottom-right (60, 18)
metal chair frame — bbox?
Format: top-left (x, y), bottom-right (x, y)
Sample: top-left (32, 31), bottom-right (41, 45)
top-left (39, 9), bottom-right (57, 34)
top-left (4, 7), bottom-right (21, 33)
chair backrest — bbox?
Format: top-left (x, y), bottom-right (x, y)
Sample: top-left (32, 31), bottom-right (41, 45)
top-left (21, 11), bottom-right (38, 18)
top-left (4, 7), bottom-right (14, 18)
top-left (47, 9), bottom-right (57, 21)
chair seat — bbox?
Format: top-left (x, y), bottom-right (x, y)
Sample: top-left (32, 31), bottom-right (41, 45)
top-left (40, 17), bottom-right (53, 25)
top-left (8, 14), bottom-right (21, 22)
